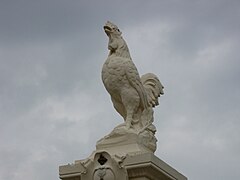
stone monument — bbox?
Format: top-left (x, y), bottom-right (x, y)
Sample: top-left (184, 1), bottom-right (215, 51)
top-left (59, 21), bottom-right (187, 180)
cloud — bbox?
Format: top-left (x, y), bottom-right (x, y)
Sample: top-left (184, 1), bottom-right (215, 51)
top-left (0, 1), bottom-right (240, 180)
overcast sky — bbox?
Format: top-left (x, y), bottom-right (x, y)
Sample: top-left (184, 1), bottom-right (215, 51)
top-left (0, 0), bottom-right (239, 179)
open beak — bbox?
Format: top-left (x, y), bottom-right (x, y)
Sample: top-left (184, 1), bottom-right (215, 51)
top-left (103, 25), bottom-right (112, 35)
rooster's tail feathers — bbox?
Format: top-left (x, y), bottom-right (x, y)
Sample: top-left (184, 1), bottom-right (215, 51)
top-left (141, 73), bottom-right (164, 108)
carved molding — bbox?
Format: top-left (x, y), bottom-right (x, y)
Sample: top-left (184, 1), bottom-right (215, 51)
top-left (126, 163), bottom-right (175, 180)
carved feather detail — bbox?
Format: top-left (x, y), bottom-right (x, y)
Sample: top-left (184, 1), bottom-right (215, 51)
top-left (141, 73), bottom-right (164, 108)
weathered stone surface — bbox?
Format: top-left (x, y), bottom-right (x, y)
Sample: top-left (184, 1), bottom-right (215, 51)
top-left (96, 122), bottom-right (157, 155)
top-left (124, 153), bottom-right (187, 180)
top-left (59, 152), bottom-right (187, 180)
top-left (100, 21), bottom-right (164, 153)
top-left (60, 151), bottom-right (128, 180)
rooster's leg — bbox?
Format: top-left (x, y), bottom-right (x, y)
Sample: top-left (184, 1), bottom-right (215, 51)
top-left (121, 88), bottom-right (140, 129)
top-left (111, 97), bottom-right (126, 119)
top-left (125, 111), bottom-right (134, 129)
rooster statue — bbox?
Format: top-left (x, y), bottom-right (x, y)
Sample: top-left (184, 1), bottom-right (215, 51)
top-left (102, 21), bottom-right (164, 131)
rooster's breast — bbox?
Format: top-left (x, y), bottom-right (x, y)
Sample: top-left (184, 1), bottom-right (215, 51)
top-left (102, 57), bottom-right (129, 94)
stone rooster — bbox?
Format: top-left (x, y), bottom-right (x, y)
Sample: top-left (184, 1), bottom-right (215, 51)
top-left (102, 21), bottom-right (164, 130)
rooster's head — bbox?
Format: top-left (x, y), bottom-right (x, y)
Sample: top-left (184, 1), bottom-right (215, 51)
top-left (104, 21), bottom-right (122, 37)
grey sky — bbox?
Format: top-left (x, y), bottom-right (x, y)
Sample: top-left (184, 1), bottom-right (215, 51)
top-left (0, 0), bottom-right (239, 179)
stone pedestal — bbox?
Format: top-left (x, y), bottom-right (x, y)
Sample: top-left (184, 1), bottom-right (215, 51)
top-left (59, 152), bottom-right (187, 180)
top-left (59, 119), bottom-right (187, 180)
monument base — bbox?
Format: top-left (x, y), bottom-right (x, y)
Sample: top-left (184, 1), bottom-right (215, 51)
top-left (59, 152), bottom-right (187, 180)
top-left (96, 122), bottom-right (157, 155)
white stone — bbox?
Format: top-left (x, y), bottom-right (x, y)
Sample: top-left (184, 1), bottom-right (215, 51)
top-left (59, 152), bottom-right (187, 180)
top-left (100, 21), bottom-right (164, 154)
